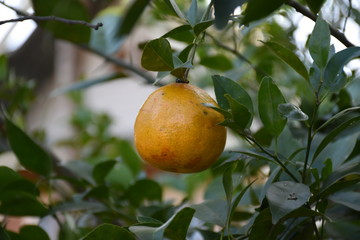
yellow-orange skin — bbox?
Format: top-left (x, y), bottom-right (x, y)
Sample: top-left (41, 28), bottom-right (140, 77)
top-left (134, 83), bottom-right (227, 173)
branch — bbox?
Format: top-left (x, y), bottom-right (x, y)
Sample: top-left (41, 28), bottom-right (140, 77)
top-left (0, 15), bottom-right (103, 30)
top-left (79, 44), bottom-right (156, 84)
top-left (285, 0), bottom-right (355, 48)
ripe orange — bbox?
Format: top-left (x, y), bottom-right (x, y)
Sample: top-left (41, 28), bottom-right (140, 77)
top-left (134, 82), bottom-right (227, 173)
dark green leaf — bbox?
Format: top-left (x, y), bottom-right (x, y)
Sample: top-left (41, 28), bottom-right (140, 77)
top-left (323, 47), bottom-right (360, 92)
top-left (141, 38), bottom-right (174, 71)
top-left (266, 181), bottom-right (311, 223)
top-left (309, 16), bottom-right (330, 69)
top-left (309, 63), bottom-right (322, 91)
top-left (243, 0), bottom-right (284, 25)
top-left (126, 179), bottom-right (162, 207)
top-left (328, 192), bottom-right (360, 211)
top-left (312, 116), bottom-right (360, 162)
top-left (193, 20), bottom-right (214, 36)
top-left (278, 103), bottom-right (309, 121)
top-left (212, 75), bottom-right (254, 115)
top-left (323, 161), bottom-right (360, 190)
top-left (202, 103), bottom-right (232, 119)
top-left (164, 207), bottom-right (195, 240)
top-left (1, 179), bottom-right (40, 197)
top-left (92, 160), bottom-right (117, 185)
top-left (225, 94), bottom-right (252, 129)
top-left (50, 73), bottom-right (123, 97)
top-left (178, 44), bottom-right (194, 62)
top-left (0, 55), bottom-right (8, 80)
top-left (117, 0), bottom-right (150, 37)
top-left (19, 226), bottom-right (50, 240)
top-left (0, 226), bottom-right (10, 240)
top-left (163, 0), bottom-right (186, 19)
top-left (0, 192), bottom-right (48, 216)
top-left (200, 55), bottom-right (233, 71)
top-left (191, 199), bottom-right (228, 226)
top-left (187, 0), bottom-right (198, 26)
top-left (214, 0), bottom-right (246, 29)
top-left (5, 116), bottom-right (52, 177)
top-left (32, 0), bottom-right (91, 43)
top-left (305, 0), bottom-right (326, 14)
top-left (258, 77), bottom-right (287, 136)
top-left (161, 25), bottom-right (193, 40)
top-left (83, 223), bottom-right (135, 240)
top-left (249, 209), bottom-right (274, 240)
top-left (263, 41), bottom-right (309, 80)
top-left (0, 166), bottom-right (22, 190)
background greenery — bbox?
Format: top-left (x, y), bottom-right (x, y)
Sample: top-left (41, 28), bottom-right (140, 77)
top-left (0, 0), bottom-right (360, 239)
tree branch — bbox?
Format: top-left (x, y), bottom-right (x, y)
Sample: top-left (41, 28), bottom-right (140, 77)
top-left (0, 15), bottom-right (103, 30)
top-left (79, 44), bottom-right (156, 84)
top-left (285, 0), bottom-right (355, 48)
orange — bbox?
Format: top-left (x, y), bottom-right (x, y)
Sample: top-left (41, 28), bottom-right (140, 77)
top-left (134, 82), bottom-right (227, 173)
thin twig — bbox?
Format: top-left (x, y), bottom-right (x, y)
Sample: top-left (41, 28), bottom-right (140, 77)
top-left (285, 0), bottom-right (355, 48)
top-left (0, 15), bottom-right (103, 30)
top-left (79, 44), bottom-right (156, 84)
top-left (206, 33), bottom-right (269, 77)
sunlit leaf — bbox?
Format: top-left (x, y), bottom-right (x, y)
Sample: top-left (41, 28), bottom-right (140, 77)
top-left (141, 38), bottom-right (174, 71)
top-left (5, 117), bottom-right (52, 177)
top-left (266, 181), bottom-right (311, 223)
top-left (258, 77), bottom-right (287, 136)
top-left (263, 41), bottom-right (309, 81)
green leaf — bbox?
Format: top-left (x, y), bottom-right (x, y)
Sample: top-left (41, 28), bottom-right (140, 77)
top-left (163, 0), bottom-right (186, 19)
top-left (323, 47), bottom-right (360, 92)
top-left (117, 0), bottom-right (150, 37)
top-left (130, 207), bottom-right (195, 240)
top-left (118, 140), bottom-right (143, 177)
top-left (328, 192), bottom-right (360, 211)
top-left (187, 0), bottom-right (198, 26)
top-left (141, 38), bottom-right (174, 71)
top-left (200, 55), bottom-right (233, 71)
top-left (266, 181), bottom-right (311, 223)
top-left (0, 191), bottom-right (48, 216)
top-left (161, 25), bottom-right (192, 39)
top-left (263, 41), bottom-right (309, 81)
top-left (92, 160), bottom-right (117, 185)
top-left (309, 16), bottom-right (330, 69)
top-left (213, 0), bottom-right (246, 29)
top-left (19, 226), bottom-right (50, 240)
top-left (212, 75), bottom-right (254, 115)
top-left (50, 73), bottom-right (123, 97)
top-left (193, 20), bottom-right (214, 36)
top-left (312, 116), bottom-right (360, 163)
top-left (278, 103), bottom-right (309, 121)
top-left (0, 166), bottom-right (22, 190)
top-left (126, 179), bottom-right (162, 207)
top-left (323, 161), bottom-right (360, 190)
top-left (258, 77), bottom-right (287, 136)
top-left (0, 55), bottom-right (8, 80)
top-left (243, 0), bottom-right (284, 25)
top-left (89, 12), bottom-right (125, 55)
top-left (225, 94), bottom-right (252, 129)
top-left (191, 199), bottom-right (228, 226)
top-left (83, 223), bottom-right (135, 240)
top-left (5, 116), bottom-right (52, 177)
top-left (305, 0), bottom-right (326, 14)
top-left (0, 226), bottom-right (10, 240)
top-left (32, 0), bottom-right (91, 43)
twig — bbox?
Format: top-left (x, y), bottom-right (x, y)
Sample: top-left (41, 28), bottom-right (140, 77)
top-left (285, 0), bottom-right (355, 48)
top-left (0, 15), bottom-right (103, 30)
top-left (79, 44), bottom-right (156, 84)
top-left (206, 33), bottom-right (269, 77)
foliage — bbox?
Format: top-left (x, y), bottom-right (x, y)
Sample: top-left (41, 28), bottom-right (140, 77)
top-left (1, 0), bottom-right (360, 239)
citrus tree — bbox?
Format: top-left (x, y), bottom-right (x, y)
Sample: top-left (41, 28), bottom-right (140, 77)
top-left (1, 0), bottom-right (360, 239)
